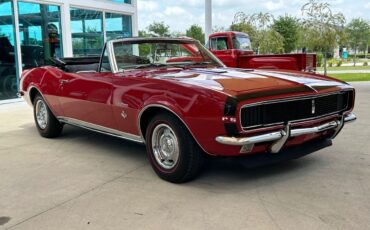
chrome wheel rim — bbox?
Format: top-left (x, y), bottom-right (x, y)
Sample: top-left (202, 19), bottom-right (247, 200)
top-left (35, 100), bottom-right (48, 129)
top-left (151, 124), bottom-right (179, 170)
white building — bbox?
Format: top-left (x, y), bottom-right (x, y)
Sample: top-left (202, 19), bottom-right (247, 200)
top-left (0, 0), bottom-right (138, 100)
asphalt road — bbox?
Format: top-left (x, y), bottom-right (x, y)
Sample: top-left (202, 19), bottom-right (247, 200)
top-left (0, 82), bottom-right (369, 230)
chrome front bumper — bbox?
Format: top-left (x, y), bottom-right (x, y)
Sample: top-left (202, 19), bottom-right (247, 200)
top-left (215, 113), bottom-right (356, 154)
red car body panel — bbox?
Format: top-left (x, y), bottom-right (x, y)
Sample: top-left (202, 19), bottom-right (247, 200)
top-left (208, 31), bottom-right (316, 72)
top-left (20, 63), bottom-right (354, 157)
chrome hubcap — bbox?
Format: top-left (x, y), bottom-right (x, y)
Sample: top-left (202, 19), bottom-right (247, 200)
top-left (152, 124), bottom-right (179, 169)
top-left (35, 100), bottom-right (48, 129)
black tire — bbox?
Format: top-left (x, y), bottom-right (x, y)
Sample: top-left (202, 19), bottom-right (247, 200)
top-left (145, 113), bottom-right (204, 183)
top-left (33, 94), bottom-right (63, 138)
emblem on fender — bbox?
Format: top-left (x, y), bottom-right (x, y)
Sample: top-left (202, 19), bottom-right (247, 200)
top-left (121, 111), bottom-right (127, 119)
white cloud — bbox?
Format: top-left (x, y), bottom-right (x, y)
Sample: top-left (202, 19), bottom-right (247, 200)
top-left (164, 6), bottom-right (186, 16)
top-left (137, 1), bottom-right (159, 12)
top-left (137, 0), bottom-right (370, 32)
top-left (263, 0), bottom-right (285, 11)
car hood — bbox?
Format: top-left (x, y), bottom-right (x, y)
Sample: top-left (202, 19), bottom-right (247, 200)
top-left (151, 68), bottom-right (348, 99)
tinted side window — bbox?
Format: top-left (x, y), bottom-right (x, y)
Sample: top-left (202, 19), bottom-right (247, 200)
top-left (210, 37), bottom-right (228, 51)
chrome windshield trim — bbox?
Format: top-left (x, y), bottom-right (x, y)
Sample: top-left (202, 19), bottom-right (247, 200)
top-left (240, 89), bottom-right (353, 130)
top-left (107, 38), bottom-right (225, 74)
top-left (106, 40), bottom-right (118, 74)
top-left (58, 116), bottom-right (144, 143)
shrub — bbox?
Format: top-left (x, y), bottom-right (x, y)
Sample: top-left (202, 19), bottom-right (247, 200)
top-left (328, 59), bottom-right (335, 67)
top-left (364, 62), bottom-right (368, 66)
top-left (336, 59), bottom-right (342, 67)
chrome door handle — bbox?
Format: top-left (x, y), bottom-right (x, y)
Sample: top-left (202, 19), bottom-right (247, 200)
top-left (60, 79), bottom-right (69, 85)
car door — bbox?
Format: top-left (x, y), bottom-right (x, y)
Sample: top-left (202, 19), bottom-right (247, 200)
top-left (58, 71), bottom-right (115, 129)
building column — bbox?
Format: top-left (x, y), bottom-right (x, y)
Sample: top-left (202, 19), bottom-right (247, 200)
top-left (205, 0), bottom-right (212, 43)
top-left (131, 0), bottom-right (138, 37)
top-left (13, 0), bottom-right (22, 82)
top-left (61, 0), bottom-right (73, 57)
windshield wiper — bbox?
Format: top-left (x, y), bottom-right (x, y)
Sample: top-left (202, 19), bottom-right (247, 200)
top-left (134, 63), bottom-right (168, 69)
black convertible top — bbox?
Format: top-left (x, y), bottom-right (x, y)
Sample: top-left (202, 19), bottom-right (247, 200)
top-left (50, 56), bottom-right (101, 73)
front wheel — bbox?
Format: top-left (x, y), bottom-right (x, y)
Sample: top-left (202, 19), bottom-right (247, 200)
top-left (33, 94), bottom-right (63, 138)
top-left (145, 113), bottom-right (204, 183)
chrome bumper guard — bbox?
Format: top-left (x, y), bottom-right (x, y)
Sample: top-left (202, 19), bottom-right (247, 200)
top-left (215, 113), bottom-right (356, 154)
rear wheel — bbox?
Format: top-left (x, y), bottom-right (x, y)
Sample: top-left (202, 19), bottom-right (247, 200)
top-left (145, 113), bottom-right (204, 183)
top-left (33, 94), bottom-right (63, 138)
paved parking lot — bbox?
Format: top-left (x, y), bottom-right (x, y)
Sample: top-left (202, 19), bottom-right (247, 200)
top-left (1, 82), bottom-right (369, 230)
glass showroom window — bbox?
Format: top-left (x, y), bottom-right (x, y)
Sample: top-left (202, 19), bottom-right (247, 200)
top-left (18, 2), bottom-right (63, 70)
top-left (0, 0), bottom-right (18, 100)
top-left (111, 0), bottom-right (132, 4)
top-left (105, 13), bottom-right (132, 41)
top-left (70, 8), bottom-right (103, 57)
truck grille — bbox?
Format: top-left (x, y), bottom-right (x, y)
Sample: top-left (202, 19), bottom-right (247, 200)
top-left (241, 91), bottom-right (354, 129)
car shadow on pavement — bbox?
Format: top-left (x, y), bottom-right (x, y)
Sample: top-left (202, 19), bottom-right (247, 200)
top-left (196, 139), bottom-right (332, 185)
top-left (15, 123), bottom-right (332, 185)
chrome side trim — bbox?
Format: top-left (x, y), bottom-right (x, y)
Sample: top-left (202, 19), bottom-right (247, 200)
top-left (137, 104), bottom-right (212, 155)
top-left (216, 113), bottom-right (356, 153)
top-left (240, 89), bottom-right (353, 130)
top-left (58, 116), bottom-right (144, 143)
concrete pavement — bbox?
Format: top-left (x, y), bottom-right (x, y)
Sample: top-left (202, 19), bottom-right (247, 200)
top-left (0, 82), bottom-right (369, 230)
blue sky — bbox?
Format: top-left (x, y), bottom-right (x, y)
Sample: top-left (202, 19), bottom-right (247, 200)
top-left (137, 0), bottom-right (370, 32)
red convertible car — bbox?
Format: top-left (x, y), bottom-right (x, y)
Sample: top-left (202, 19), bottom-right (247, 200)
top-left (20, 37), bottom-right (356, 183)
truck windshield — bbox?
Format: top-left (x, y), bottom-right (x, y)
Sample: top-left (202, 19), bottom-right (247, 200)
top-left (232, 36), bottom-right (252, 51)
top-left (112, 40), bottom-right (224, 71)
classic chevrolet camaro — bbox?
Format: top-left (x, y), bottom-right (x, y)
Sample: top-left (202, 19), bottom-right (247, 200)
top-left (20, 37), bottom-right (356, 183)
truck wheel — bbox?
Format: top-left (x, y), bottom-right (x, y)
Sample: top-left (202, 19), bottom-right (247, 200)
top-left (33, 94), bottom-right (63, 138)
top-left (145, 113), bottom-right (204, 183)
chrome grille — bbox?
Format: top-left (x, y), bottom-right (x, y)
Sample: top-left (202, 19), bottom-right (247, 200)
top-left (241, 91), bottom-right (354, 129)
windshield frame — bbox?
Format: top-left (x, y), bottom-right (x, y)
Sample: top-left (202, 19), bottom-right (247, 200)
top-left (107, 38), bottom-right (226, 73)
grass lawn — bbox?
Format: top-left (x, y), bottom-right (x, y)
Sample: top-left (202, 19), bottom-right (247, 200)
top-left (317, 65), bottom-right (370, 71)
top-left (328, 73), bottom-right (370, 82)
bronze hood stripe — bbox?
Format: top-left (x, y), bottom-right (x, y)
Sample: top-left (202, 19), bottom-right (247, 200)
top-left (233, 86), bottom-right (314, 102)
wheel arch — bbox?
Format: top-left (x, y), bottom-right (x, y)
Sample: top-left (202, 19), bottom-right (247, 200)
top-left (138, 104), bottom-right (210, 155)
top-left (29, 86), bottom-right (41, 104)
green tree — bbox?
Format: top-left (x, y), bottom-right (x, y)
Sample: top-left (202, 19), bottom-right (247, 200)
top-left (301, 0), bottom-right (346, 75)
top-left (232, 12), bottom-right (284, 54)
top-left (230, 22), bottom-right (256, 46)
top-left (212, 25), bottom-right (226, 33)
top-left (259, 30), bottom-right (285, 54)
top-left (346, 18), bottom-right (370, 65)
top-left (272, 15), bottom-right (300, 53)
top-left (186, 24), bottom-right (205, 44)
top-left (147, 21), bottom-right (170, 37)
top-left (139, 30), bottom-right (150, 37)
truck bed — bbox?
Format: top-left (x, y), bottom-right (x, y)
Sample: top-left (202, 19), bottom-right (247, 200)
top-left (237, 53), bottom-right (316, 72)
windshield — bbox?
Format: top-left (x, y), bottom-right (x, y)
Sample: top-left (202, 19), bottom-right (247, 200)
top-left (112, 40), bottom-right (224, 71)
top-left (232, 36), bottom-right (252, 51)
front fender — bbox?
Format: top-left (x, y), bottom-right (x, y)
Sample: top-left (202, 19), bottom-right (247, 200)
top-left (137, 90), bottom-right (228, 155)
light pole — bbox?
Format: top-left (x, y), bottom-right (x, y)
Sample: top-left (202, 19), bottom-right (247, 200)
top-left (205, 0), bottom-right (212, 44)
